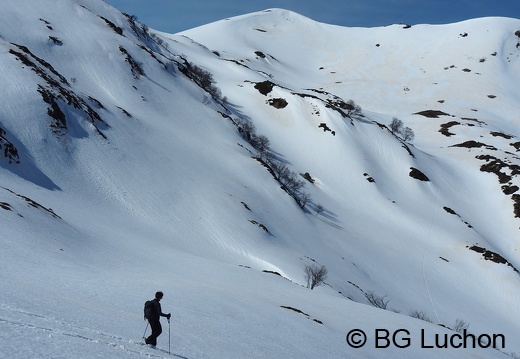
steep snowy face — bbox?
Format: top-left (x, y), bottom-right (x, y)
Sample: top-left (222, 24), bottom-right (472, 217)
top-left (180, 8), bottom-right (520, 242)
top-left (178, 10), bottom-right (520, 244)
top-left (178, 8), bottom-right (520, 346)
top-left (1, 1), bottom-right (520, 358)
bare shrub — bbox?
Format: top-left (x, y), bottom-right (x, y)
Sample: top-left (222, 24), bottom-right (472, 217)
top-left (233, 117), bottom-right (311, 209)
top-left (409, 310), bottom-right (433, 323)
top-left (251, 135), bottom-right (270, 154)
top-left (182, 62), bottom-right (223, 100)
top-left (390, 117), bottom-right (403, 133)
top-left (402, 127), bottom-right (415, 141)
top-left (365, 291), bottom-right (390, 309)
top-left (304, 264), bottom-right (328, 290)
top-left (390, 117), bottom-right (415, 142)
top-left (298, 192), bottom-right (312, 209)
top-left (271, 162), bottom-right (305, 195)
top-left (238, 120), bottom-right (256, 142)
top-left (453, 319), bottom-right (469, 333)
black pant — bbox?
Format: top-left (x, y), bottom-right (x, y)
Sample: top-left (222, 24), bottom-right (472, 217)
top-left (146, 319), bottom-right (162, 346)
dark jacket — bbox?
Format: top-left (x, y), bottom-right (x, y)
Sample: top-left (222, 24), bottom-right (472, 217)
top-left (150, 298), bottom-right (168, 321)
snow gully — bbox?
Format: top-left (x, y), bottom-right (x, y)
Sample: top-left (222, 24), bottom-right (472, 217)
top-left (421, 329), bottom-right (505, 349)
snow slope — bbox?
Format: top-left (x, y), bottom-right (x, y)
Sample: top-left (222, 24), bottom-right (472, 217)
top-left (1, 1), bottom-right (520, 358)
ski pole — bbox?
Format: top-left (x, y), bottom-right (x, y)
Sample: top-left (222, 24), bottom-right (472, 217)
top-left (168, 318), bottom-right (171, 355)
top-left (142, 321), bottom-right (149, 339)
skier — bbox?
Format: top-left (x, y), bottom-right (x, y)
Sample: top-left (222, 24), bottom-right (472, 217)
top-left (144, 291), bottom-right (171, 346)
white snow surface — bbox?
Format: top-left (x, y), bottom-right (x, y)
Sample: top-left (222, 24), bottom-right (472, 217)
top-left (1, 1), bottom-right (520, 358)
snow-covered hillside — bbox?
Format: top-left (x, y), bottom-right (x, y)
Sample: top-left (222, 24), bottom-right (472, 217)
top-left (1, 1), bottom-right (520, 358)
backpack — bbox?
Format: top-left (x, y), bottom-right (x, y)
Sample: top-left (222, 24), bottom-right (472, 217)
top-left (144, 300), bottom-right (156, 320)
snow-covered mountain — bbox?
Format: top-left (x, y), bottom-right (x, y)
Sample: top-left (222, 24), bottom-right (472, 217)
top-left (1, 1), bottom-right (520, 358)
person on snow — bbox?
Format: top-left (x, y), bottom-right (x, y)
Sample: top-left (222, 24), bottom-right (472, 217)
top-left (144, 291), bottom-right (171, 346)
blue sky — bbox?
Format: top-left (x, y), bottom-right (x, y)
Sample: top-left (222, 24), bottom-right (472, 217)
top-left (104, 0), bottom-right (520, 33)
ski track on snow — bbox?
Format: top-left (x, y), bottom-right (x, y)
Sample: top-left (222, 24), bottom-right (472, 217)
top-left (0, 304), bottom-right (188, 358)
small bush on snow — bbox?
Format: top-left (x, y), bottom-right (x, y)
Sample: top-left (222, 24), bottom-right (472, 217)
top-left (408, 309), bottom-right (433, 323)
top-left (304, 264), bottom-right (328, 290)
top-left (365, 291), bottom-right (391, 309)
